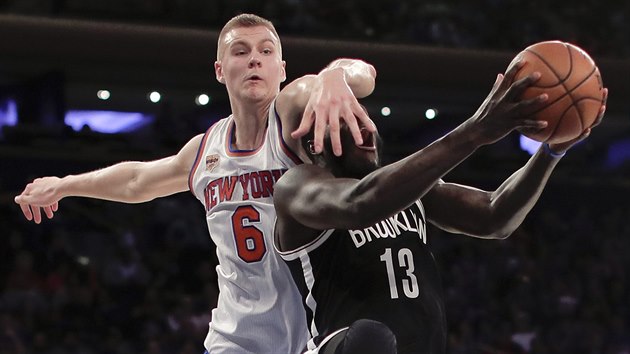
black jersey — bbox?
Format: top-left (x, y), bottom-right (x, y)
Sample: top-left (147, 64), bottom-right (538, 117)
top-left (277, 201), bottom-right (447, 354)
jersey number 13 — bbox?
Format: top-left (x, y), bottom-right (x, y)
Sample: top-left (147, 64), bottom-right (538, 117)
top-left (380, 248), bottom-right (420, 299)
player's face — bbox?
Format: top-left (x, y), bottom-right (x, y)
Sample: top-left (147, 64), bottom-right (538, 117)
top-left (327, 122), bottom-right (382, 178)
top-left (215, 26), bottom-right (286, 104)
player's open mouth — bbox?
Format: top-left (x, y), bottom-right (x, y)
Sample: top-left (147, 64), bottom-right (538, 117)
top-left (357, 127), bottom-right (376, 151)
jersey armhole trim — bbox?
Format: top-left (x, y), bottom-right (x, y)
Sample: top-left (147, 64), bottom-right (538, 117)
top-left (188, 123), bottom-right (218, 198)
top-left (276, 229), bottom-right (335, 261)
top-left (274, 103), bottom-right (303, 165)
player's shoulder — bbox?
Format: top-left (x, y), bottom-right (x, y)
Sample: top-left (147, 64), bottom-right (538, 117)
top-left (274, 165), bottom-right (327, 204)
top-left (276, 75), bottom-right (317, 119)
top-left (279, 164), bottom-right (328, 184)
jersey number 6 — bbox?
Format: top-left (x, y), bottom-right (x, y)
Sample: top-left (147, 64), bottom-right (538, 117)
top-left (232, 205), bottom-right (266, 263)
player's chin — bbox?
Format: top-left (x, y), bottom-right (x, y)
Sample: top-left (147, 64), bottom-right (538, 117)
top-left (243, 86), bottom-right (269, 99)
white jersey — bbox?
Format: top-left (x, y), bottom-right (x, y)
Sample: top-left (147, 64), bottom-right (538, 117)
top-left (189, 102), bottom-right (308, 354)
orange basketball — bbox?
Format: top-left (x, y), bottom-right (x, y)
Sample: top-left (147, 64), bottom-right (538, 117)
top-left (508, 40), bottom-right (605, 144)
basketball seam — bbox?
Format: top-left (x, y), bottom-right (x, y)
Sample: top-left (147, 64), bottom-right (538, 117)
top-left (526, 43), bottom-right (598, 138)
top-left (525, 45), bottom-right (572, 140)
top-left (565, 45), bottom-right (591, 132)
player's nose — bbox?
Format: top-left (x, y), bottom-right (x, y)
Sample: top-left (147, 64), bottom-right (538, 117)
top-left (248, 55), bottom-right (261, 68)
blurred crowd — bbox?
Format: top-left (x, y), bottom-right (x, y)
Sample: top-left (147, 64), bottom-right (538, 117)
top-left (437, 190), bottom-right (630, 354)
top-left (1, 186), bottom-right (629, 353)
top-left (0, 195), bottom-right (216, 354)
top-left (0, 0), bottom-right (629, 58)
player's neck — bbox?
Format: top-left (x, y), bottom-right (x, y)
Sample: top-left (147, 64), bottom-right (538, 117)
top-left (230, 102), bottom-right (271, 150)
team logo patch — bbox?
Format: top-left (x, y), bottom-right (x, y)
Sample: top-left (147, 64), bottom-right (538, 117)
top-left (206, 154), bottom-right (219, 172)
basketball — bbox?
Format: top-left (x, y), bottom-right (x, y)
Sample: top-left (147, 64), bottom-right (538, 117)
top-left (508, 40), bottom-right (605, 144)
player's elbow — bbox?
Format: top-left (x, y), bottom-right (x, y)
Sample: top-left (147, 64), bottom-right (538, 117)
top-left (124, 172), bottom-right (156, 203)
top-left (467, 226), bottom-right (514, 240)
top-left (123, 183), bottom-right (147, 203)
top-left (487, 228), bottom-right (516, 240)
top-left (475, 215), bottom-right (520, 240)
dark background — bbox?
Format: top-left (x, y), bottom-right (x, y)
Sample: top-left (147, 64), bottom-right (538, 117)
top-left (0, 1), bottom-right (629, 353)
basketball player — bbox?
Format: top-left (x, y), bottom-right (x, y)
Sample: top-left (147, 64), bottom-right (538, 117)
top-left (14, 14), bottom-right (377, 354)
top-left (273, 66), bottom-right (608, 353)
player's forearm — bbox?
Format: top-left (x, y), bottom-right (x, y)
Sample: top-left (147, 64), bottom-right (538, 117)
top-left (348, 124), bottom-right (481, 226)
top-left (60, 161), bottom-right (151, 203)
top-left (485, 145), bottom-right (561, 236)
top-left (321, 59), bottom-right (376, 98)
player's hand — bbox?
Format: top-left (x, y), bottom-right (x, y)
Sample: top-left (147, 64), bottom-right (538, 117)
top-left (14, 177), bottom-right (63, 223)
top-left (468, 59), bottom-right (550, 146)
top-left (291, 68), bottom-right (375, 156)
top-left (548, 88), bottom-right (608, 154)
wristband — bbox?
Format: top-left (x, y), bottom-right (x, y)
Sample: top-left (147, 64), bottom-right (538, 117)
top-left (543, 143), bottom-right (566, 158)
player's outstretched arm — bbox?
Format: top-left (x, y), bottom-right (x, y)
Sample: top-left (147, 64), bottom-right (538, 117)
top-left (423, 150), bottom-right (561, 240)
top-left (14, 134), bottom-right (203, 223)
top-left (277, 58), bottom-right (377, 158)
top-left (275, 63), bottom-right (550, 232)
top-left (424, 94), bottom-right (607, 239)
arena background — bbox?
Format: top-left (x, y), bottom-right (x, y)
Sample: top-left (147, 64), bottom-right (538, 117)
top-left (0, 2), bottom-right (629, 353)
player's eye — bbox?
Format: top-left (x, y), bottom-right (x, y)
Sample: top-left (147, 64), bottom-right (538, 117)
top-left (233, 48), bottom-right (247, 56)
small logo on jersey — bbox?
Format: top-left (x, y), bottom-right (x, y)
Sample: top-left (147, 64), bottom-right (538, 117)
top-left (206, 154), bottom-right (220, 172)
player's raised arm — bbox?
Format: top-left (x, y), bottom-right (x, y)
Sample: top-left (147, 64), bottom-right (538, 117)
top-left (424, 92), bottom-right (607, 240)
top-left (277, 58), bottom-right (377, 158)
top-left (14, 134), bottom-right (203, 223)
top-left (275, 63), bottom-right (549, 232)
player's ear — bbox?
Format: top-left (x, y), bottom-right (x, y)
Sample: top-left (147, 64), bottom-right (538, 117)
top-left (280, 60), bottom-right (287, 83)
top-left (215, 61), bottom-right (225, 84)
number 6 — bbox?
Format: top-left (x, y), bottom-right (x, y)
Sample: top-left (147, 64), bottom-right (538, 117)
top-left (232, 205), bottom-right (266, 263)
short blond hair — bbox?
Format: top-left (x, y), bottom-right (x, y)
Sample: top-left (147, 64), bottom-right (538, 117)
top-left (217, 13), bottom-right (282, 60)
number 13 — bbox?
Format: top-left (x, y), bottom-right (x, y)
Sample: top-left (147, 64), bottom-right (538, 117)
top-left (380, 248), bottom-right (419, 299)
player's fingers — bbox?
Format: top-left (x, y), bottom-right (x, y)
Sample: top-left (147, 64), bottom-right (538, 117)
top-left (591, 88), bottom-right (608, 126)
top-left (517, 93), bottom-right (548, 113)
top-left (18, 203), bottom-right (33, 221)
top-left (343, 106), bottom-right (363, 147)
top-left (502, 60), bottom-right (521, 83)
top-left (501, 59), bottom-right (526, 88)
top-left (313, 110), bottom-right (328, 154)
top-left (568, 128), bottom-right (592, 146)
top-left (557, 127), bottom-right (592, 151)
top-left (330, 121), bottom-right (342, 156)
top-left (52, 202), bottom-right (58, 212)
top-left (31, 206), bottom-right (42, 224)
top-left (519, 119), bottom-right (548, 133)
top-left (353, 101), bottom-right (376, 134)
top-left (506, 58), bottom-right (526, 77)
top-left (291, 108), bottom-right (316, 139)
top-left (591, 105), bottom-right (606, 128)
top-left (352, 100), bottom-right (375, 133)
top-left (327, 105), bottom-right (342, 156)
top-left (486, 73), bottom-right (503, 98)
top-left (43, 205), bottom-right (54, 219)
top-left (506, 71), bottom-right (541, 102)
